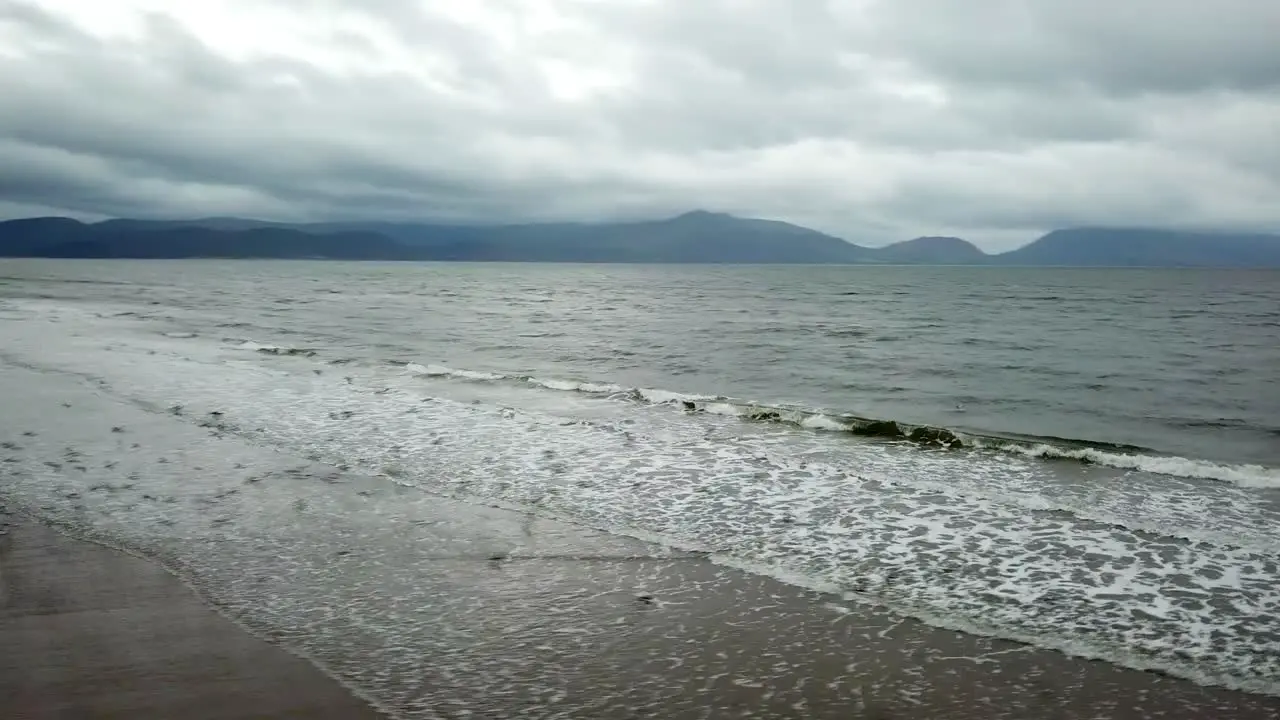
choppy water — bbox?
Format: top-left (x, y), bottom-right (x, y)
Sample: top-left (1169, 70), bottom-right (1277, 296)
top-left (6, 261), bottom-right (1280, 468)
top-left (2, 259), bottom-right (1279, 698)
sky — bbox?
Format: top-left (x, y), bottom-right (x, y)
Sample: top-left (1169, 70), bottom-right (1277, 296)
top-left (1, 1), bottom-right (1278, 250)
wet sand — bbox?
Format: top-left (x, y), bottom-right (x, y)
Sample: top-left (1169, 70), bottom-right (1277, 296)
top-left (0, 518), bottom-right (384, 720)
top-left (3, 512), bottom-right (1280, 719)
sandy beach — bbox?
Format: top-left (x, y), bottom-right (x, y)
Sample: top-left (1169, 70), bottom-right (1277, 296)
top-left (0, 516), bottom-right (383, 719)
top-left (4, 503), bottom-right (1280, 718)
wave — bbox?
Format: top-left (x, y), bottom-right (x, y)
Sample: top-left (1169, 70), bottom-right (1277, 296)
top-left (967, 441), bottom-right (1280, 488)
top-left (403, 363), bottom-right (715, 403)
top-left (251, 351), bottom-right (1280, 489)
top-left (403, 363), bottom-right (505, 382)
top-left (237, 341), bottom-right (318, 357)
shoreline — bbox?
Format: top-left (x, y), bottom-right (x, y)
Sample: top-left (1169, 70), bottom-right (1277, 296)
top-left (1, 320), bottom-right (1278, 718)
top-left (5, 509), bottom-right (1280, 719)
top-left (0, 515), bottom-right (385, 720)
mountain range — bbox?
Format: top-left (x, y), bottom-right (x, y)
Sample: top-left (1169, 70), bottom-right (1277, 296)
top-left (2, 211), bottom-right (1278, 267)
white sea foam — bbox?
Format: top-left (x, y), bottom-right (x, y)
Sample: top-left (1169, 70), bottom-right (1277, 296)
top-left (355, 359), bottom-right (1280, 489)
top-left (399, 359), bottom-right (1280, 489)
top-left (59, 323), bottom-right (1280, 490)
top-left (404, 363), bottom-right (504, 382)
top-left (6, 303), bottom-right (1280, 697)
top-left (800, 414), bottom-right (851, 432)
top-left (701, 403), bottom-right (741, 416)
top-left (237, 340), bottom-right (278, 352)
top-left (527, 376), bottom-right (626, 394)
top-left (529, 377), bottom-right (585, 391)
top-left (977, 441), bottom-right (1280, 489)
top-left (635, 388), bottom-right (716, 405)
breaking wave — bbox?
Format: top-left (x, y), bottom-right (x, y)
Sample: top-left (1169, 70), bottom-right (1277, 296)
top-left (393, 361), bottom-right (1280, 489)
top-left (968, 440), bottom-right (1280, 489)
top-left (231, 344), bottom-right (1280, 490)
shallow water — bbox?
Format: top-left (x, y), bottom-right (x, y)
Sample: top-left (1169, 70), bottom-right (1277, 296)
top-left (1, 259), bottom-right (1278, 697)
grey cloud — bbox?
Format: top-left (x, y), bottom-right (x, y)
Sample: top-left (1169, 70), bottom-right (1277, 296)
top-left (856, 0), bottom-right (1280, 95)
top-left (1, 0), bottom-right (1279, 250)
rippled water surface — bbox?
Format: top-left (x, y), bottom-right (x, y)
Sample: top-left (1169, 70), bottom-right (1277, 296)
top-left (1, 259), bottom-right (1279, 699)
top-left (4, 261), bottom-right (1278, 465)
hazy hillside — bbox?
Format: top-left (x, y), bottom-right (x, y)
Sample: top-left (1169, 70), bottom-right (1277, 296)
top-left (996, 228), bottom-right (1280, 267)
top-left (3, 214), bottom-right (1279, 266)
top-left (239, 210), bottom-right (869, 263)
top-left (1, 212), bottom-right (869, 264)
top-left (871, 236), bottom-right (988, 264)
top-left (0, 219), bottom-right (405, 260)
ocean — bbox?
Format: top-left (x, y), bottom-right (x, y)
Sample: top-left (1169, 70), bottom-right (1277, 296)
top-left (2, 259), bottom-right (1279, 711)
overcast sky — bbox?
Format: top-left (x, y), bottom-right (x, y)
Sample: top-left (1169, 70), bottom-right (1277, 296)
top-left (1, 0), bottom-right (1278, 249)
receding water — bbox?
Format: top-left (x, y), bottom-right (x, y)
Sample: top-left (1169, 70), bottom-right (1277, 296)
top-left (1, 259), bottom-right (1279, 698)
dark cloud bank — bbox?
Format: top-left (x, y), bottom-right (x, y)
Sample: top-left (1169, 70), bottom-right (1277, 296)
top-left (1, 0), bottom-right (1278, 251)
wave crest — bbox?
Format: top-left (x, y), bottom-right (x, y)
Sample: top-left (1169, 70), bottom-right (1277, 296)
top-left (347, 356), bottom-right (1280, 488)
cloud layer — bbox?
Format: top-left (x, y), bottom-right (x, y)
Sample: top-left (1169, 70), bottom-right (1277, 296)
top-left (1, 0), bottom-right (1278, 248)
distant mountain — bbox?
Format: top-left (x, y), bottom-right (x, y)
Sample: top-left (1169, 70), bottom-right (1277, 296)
top-left (94, 217), bottom-right (304, 233)
top-left (0, 218), bottom-right (406, 260)
top-left (225, 211), bottom-right (871, 263)
top-left (3, 214), bottom-right (1279, 266)
top-left (1, 211), bottom-right (869, 264)
top-left (0, 217), bottom-right (88, 256)
top-left (871, 236), bottom-right (987, 265)
top-left (539, 211), bottom-right (869, 263)
top-left (995, 228), bottom-right (1280, 267)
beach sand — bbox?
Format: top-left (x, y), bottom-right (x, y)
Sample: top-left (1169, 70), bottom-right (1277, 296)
top-left (3, 510), bottom-right (1279, 719)
top-left (0, 518), bottom-right (384, 719)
